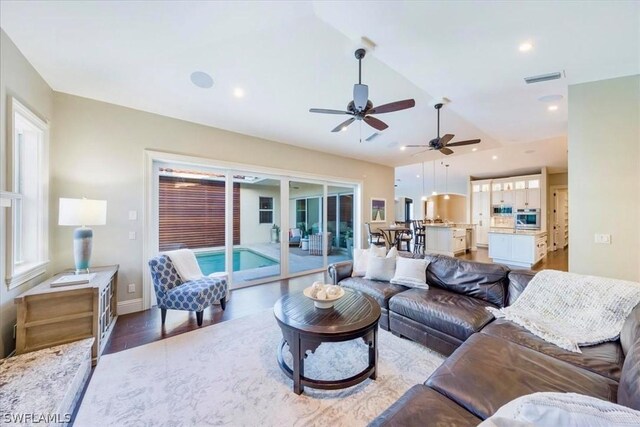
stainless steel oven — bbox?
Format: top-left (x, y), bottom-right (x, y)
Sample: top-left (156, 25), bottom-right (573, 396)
top-left (515, 209), bottom-right (541, 229)
top-left (492, 205), bottom-right (513, 216)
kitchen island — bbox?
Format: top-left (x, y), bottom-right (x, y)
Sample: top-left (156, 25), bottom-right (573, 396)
top-left (424, 224), bottom-right (475, 257)
top-left (488, 228), bottom-right (547, 268)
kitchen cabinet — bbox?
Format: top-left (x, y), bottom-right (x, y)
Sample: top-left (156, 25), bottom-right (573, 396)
top-left (491, 181), bottom-right (514, 206)
top-left (425, 226), bottom-right (470, 256)
top-left (471, 180), bottom-right (491, 246)
top-left (488, 231), bottom-right (547, 268)
top-left (514, 177), bottom-right (541, 210)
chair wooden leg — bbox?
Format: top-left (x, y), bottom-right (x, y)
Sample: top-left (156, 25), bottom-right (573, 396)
top-left (196, 311), bottom-right (204, 326)
top-left (161, 308), bottom-right (167, 325)
top-left (220, 296), bottom-right (226, 310)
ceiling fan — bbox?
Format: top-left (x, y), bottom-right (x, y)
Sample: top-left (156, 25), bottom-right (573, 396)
top-left (309, 48), bottom-right (415, 133)
top-left (406, 103), bottom-right (480, 155)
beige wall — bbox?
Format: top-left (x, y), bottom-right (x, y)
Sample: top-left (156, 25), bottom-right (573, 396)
top-left (426, 194), bottom-right (467, 223)
top-left (50, 93), bottom-right (394, 304)
top-left (568, 75), bottom-right (640, 281)
top-left (0, 30), bottom-right (54, 356)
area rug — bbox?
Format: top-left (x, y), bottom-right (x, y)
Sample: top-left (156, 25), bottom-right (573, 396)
top-left (75, 310), bottom-right (445, 426)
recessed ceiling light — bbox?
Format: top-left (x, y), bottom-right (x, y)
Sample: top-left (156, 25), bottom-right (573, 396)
top-left (472, 148), bottom-right (478, 152)
top-left (416, 174), bottom-right (420, 178)
top-left (190, 71), bottom-right (214, 89)
top-left (492, 155), bottom-right (498, 160)
top-left (400, 146), bottom-right (406, 151)
top-left (519, 42), bottom-right (533, 52)
top-left (548, 105), bottom-right (559, 111)
top-left (233, 87), bottom-right (245, 98)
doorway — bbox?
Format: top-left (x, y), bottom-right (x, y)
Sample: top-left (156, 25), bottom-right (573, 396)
top-left (404, 198), bottom-right (413, 222)
top-left (552, 187), bottom-right (569, 251)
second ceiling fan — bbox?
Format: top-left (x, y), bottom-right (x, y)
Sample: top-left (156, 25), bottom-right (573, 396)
top-left (309, 48), bottom-right (416, 133)
top-left (407, 103), bottom-right (480, 155)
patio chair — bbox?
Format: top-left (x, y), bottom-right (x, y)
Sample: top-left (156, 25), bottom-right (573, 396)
top-left (148, 255), bottom-right (227, 327)
top-left (308, 232), bottom-right (332, 255)
top-left (365, 222), bottom-right (386, 247)
top-left (289, 228), bottom-right (302, 247)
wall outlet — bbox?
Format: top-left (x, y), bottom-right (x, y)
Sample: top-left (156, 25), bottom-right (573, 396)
top-left (128, 283), bottom-right (136, 293)
top-left (594, 234), bottom-right (611, 244)
top-left (129, 231), bottom-right (136, 240)
top-left (128, 210), bottom-right (138, 220)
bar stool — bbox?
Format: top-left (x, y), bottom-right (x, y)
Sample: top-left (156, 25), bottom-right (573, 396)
top-left (412, 220), bottom-right (425, 254)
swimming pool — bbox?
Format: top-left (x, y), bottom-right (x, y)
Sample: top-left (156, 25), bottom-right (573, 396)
top-left (195, 249), bottom-right (278, 275)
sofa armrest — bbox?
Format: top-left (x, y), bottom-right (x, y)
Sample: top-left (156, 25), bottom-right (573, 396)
top-left (506, 270), bottom-right (536, 306)
top-left (328, 261), bottom-right (353, 285)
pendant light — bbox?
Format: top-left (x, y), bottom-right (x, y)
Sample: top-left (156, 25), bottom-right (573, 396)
top-left (444, 163), bottom-right (450, 200)
top-left (431, 160), bottom-right (438, 196)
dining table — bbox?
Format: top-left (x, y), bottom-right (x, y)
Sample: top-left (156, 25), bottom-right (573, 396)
top-left (377, 225), bottom-right (412, 250)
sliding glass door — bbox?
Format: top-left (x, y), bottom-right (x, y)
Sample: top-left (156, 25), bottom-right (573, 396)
top-left (151, 157), bottom-right (360, 292)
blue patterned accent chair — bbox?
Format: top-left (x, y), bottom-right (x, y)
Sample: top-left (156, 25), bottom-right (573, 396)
top-left (148, 255), bottom-right (227, 326)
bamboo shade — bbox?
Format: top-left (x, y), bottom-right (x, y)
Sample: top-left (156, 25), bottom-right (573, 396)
top-left (159, 176), bottom-right (240, 250)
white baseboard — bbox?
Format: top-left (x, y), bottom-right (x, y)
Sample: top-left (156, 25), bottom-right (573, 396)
top-left (117, 298), bottom-right (144, 315)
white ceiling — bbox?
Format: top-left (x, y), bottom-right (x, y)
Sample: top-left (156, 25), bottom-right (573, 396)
top-left (2, 1), bottom-right (638, 171)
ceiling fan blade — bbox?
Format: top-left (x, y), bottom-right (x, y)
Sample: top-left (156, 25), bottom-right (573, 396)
top-left (440, 147), bottom-right (454, 155)
top-left (353, 84), bottom-right (369, 111)
top-left (368, 99), bottom-right (416, 114)
top-left (364, 116), bottom-right (389, 131)
top-left (309, 108), bottom-right (351, 115)
top-left (447, 139), bottom-right (481, 147)
top-left (331, 117), bottom-right (356, 133)
top-left (439, 134), bottom-right (455, 146)
top-left (405, 144), bottom-right (430, 148)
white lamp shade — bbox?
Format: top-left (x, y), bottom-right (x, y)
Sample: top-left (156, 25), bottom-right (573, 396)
top-left (59, 198), bottom-right (107, 226)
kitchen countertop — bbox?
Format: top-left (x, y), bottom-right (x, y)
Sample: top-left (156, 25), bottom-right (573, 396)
top-left (489, 228), bottom-right (547, 237)
top-left (424, 223), bottom-right (475, 229)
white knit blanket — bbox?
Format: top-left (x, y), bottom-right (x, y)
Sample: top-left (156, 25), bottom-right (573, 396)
top-left (164, 249), bottom-right (203, 281)
top-left (487, 270), bottom-right (640, 353)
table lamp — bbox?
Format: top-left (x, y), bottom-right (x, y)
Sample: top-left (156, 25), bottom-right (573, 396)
top-left (58, 197), bottom-right (107, 274)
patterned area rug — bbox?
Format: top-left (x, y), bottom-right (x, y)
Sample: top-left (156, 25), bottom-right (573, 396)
top-left (75, 310), bottom-right (445, 426)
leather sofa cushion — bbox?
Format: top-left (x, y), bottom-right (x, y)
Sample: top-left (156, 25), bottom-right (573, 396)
top-left (426, 255), bottom-right (509, 307)
top-left (481, 319), bottom-right (624, 381)
top-left (506, 270), bottom-right (536, 306)
top-left (618, 338), bottom-right (640, 410)
top-left (339, 277), bottom-right (408, 309)
top-left (389, 288), bottom-right (495, 341)
top-left (426, 334), bottom-right (619, 420)
top-left (369, 384), bottom-right (481, 427)
top-left (621, 303), bottom-right (640, 356)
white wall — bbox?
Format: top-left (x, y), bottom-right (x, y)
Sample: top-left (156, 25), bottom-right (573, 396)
top-left (0, 29), bottom-right (54, 357)
top-left (568, 75), bottom-right (640, 281)
top-left (239, 184), bottom-right (280, 245)
top-left (50, 93), bottom-right (394, 305)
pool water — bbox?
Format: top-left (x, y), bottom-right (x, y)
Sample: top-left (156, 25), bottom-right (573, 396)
top-left (196, 249), bottom-right (278, 275)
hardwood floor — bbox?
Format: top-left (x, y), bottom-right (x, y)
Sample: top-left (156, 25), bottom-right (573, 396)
top-left (458, 246), bottom-right (569, 272)
top-left (105, 247), bottom-right (568, 355)
top-left (104, 272), bottom-right (325, 355)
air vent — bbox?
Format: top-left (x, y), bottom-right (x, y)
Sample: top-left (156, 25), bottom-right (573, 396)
top-left (365, 132), bottom-right (380, 142)
top-left (524, 72), bottom-right (562, 84)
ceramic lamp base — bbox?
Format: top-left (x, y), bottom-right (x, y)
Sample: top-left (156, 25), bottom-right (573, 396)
top-left (73, 227), bottom-right (93, 274)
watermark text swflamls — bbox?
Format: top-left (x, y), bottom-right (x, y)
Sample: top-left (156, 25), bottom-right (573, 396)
top-left (2, 413), bottom-right (72, 424)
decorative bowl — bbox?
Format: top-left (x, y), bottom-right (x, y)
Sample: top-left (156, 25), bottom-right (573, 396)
top-left (303, 283), bottom-right (345, 309)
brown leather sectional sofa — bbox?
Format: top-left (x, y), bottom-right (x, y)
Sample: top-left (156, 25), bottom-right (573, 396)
top-left (328, 253), bottom-right (640, 426)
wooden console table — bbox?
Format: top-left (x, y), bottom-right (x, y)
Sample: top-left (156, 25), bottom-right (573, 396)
top-left (14, 265), bottom-right (119, 366)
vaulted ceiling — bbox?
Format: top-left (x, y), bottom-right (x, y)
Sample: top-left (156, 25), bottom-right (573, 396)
top-left (2, 1), bottom-right (638, 173)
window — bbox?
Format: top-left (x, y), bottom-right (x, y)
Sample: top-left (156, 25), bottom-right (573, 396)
top-left (6, 98), bottom-right (49, 288)
top-left (259, 196), bottom-right (273, 224)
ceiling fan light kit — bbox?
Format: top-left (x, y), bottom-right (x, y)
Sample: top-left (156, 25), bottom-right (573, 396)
top-left (309, 49), bottom-right (416, 135)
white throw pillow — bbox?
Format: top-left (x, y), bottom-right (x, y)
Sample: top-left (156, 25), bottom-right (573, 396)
top-left (386, 246), bottom-right (399, 259)
top-left (478, 392), bottom-right (640, 427)
top-left (352, 246), bottom-right (394, 277)
top-left (391, 257), bottom-right (429, 289)
top-left (364, 255), bottom-right (396, 282)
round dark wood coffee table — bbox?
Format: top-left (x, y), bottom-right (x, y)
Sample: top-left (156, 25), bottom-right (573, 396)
top-left (273, 288), bottom-right (381, 395)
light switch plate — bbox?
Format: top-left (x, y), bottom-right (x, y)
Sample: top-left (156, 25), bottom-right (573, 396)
top-left (128, 283), bottom-right (135, 293)
top-left (128, 210), bottom-right (138, 220)
top-left (129, 231), bottom-right (136, 240)
top-left (594, 234), bottom-right (611, 244)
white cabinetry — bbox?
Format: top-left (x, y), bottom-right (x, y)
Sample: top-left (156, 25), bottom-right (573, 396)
top-left (471, 181), bottom-right (491, 246)
top-left (491, 181), bottom-right (514, 205)
top-left (488, 232), bottom-right (547, 268)
top-left (425, 227), bottom-right (469, 256)
top-left (514, 177), bottom-right (541, 210)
